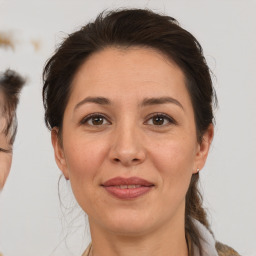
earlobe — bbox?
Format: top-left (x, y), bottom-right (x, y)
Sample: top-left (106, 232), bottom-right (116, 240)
top-left (193, 124), bottom-right (214, 173)
top-left (51, 127), bottom-right (69, 180)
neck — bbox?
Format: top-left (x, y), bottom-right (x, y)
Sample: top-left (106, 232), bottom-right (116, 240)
top-left (88, 212), bottom-right (188, 256)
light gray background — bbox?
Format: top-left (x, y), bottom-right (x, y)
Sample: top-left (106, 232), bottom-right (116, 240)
top-left (0, 0), bottom-right (255, 255)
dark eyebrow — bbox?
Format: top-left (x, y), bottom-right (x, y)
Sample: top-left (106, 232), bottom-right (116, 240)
top-left (74, 97), bottom-right (110, 111)
top-left (141, 97), bottom-right (184, 110)
top-left (74, 96), bottom-right (184, 111)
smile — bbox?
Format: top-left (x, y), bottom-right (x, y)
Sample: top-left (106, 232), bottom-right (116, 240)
top-left (113, 185), bottom-right (142, 189)
top-left (102, 176), bottom-right (154, 200)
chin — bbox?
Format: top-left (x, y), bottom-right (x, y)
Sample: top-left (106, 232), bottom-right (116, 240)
top-left (102, 208), bottom-right (156, 236)
top-left (109, 221), bottom-right (151, 237)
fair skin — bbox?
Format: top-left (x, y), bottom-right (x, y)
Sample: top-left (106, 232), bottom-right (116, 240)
top-left (52, 47), bottom-right (213, 256)
top-left (0, 91), bottom-right (12, 190)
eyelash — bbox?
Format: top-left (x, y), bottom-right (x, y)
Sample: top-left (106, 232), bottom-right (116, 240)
top-left (80, 113), bottom-right (177, 127)
top-left (0, 147), bottom-right (12, 153)
top-left (144, 113), bottom-right (177, 126)
top-left (80, 113), bottom-right (111, 126)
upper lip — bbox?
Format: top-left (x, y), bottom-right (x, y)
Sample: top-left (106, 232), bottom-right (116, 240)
top-left (102, 176), bottom-right (154, 187)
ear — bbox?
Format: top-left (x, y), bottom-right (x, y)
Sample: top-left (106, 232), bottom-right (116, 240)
top-left (51, 127), bottom-right (69, 180)
top-left (193, 124), bottom-right (214, 173)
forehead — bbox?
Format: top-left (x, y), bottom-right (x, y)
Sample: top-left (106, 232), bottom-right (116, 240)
top-left (0, 89), bottom-right (4, 103)
top-left (0, 89), bottom-right (12, 136)
top-left (70, 47), bottom-right (189, 102)
top-left (0, 91), bottom-right (6, 127)
top-left (0, 90), bottom-right (5, 113)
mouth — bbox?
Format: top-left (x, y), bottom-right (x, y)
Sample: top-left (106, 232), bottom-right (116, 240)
top-left (102, 176), bottom-right (154, 200)
top-left (110, 184), bottom-right (144, 189)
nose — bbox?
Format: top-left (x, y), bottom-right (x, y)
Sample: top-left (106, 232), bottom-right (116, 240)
top-left (109, 124), bottom-right (146, 167)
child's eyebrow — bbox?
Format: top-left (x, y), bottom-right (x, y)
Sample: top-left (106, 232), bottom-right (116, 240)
top-left (0, 147), bottom-right (12, 153)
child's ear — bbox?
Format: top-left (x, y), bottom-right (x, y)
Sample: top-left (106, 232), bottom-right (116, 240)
top-left (193, 124), bottom-right (214, 173)
top-left (51, 127), bottom-right (69, 180)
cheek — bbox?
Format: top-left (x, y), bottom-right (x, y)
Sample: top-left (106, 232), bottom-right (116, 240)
top-left (66, 145), bottom-right (100, 177)
top-left (0, 154), bottom-right (12, 188)
top-left (62, 137), bottom-right (108, 212)
top-left (148, 136), bottom-right (195, 193)
top-left (150, 136), bottom-right (196, 171)
top-left (63, 133), bottom-right (109, 183)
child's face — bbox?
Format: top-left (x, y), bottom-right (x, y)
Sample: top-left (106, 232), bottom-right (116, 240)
top-left (0, 91), bottom-right (12, 190)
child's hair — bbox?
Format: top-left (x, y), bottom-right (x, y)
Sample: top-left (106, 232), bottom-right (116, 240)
top-left (0, 69), bottom-right (25, 144)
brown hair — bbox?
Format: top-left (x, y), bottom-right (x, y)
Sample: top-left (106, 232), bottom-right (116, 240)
top-left (0, 69), bottom-right (25, 145)
top-left (43, 9), bottom-right (217, 254)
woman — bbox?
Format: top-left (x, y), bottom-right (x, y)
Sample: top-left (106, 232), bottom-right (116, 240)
top-left (43, 9), bottom-right (239, 256)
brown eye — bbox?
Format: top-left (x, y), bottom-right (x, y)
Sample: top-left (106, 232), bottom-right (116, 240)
top-left (91, 116), bottom-right (104, 125)
top-left (152, 116), bottom-right (165, 125)
top-left (145, 113), bottom-right (176, 126)
top-left (81, 114), bottom-right (110, 126)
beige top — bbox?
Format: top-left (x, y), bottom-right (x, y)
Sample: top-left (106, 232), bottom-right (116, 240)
top-left (82, 243), bottom-right (92, 256)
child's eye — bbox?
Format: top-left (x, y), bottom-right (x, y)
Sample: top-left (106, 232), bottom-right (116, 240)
top-left (0, 147), bottom-right (12, 153)
top-left (81, 114), bottom-right (111, 126)
top-left (145, 113), bottom-right (177, 126)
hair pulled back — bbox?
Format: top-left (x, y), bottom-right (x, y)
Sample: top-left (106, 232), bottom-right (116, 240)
top-left (43, 9), bottom-right (217, 254)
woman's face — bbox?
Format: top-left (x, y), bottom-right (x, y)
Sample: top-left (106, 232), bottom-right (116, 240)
top-left (52, 47), bottom-right (213, 236)
top-left (0, 92), bottom-right (12, 190)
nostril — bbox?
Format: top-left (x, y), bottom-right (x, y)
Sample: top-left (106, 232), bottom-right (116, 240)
top-left (113, 158), bottom-right (140, 164)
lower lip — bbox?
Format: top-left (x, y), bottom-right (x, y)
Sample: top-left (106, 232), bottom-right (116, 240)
top-left (103, 186), bottom-right (153, 200)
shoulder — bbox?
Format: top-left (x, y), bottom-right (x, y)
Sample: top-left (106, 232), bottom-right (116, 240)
top-left (215, 241), bottom-right (240, 256)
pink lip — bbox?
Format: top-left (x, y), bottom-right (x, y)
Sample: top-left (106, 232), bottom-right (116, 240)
top-left (102, 176), bottom-right (154, 200)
